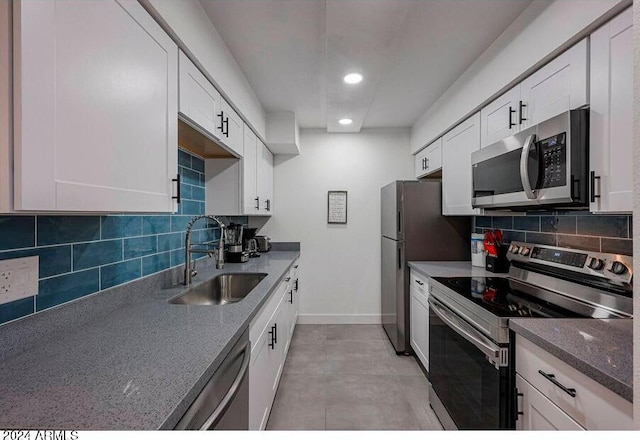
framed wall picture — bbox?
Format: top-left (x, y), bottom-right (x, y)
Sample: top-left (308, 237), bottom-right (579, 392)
top-left (327, 191), bottom-right (348, 224)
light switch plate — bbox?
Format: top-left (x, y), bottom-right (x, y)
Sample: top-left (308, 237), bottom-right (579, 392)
top-left (0, 256), bottom-right (38, 305)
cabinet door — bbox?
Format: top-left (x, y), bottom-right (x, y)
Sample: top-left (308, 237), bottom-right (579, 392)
top-left (13, 0), bottom-right (177, 212)
top-left (516, 374), bottom-right (584, 431)
top-left (219, 98), bottom-right (244, 157)
top-left (415, 138), bottom-right (442, 179)
top-left (442, 112), bottom-right (482, 215)
top-left (589, 8), bottom-right (633, 213)
top-left (480, 85), bottom-right (521, 148)
top-left (520, 38), bottom-right (588, 128)
top-left (242, 126), bottom-right (258, 214)
top-left (257, 140), bottom-right (274, 215)
top-left (249, 320), bottom-right (274, 430)
top-left (178, 50), bottom-right (221, 142)
top-left (410, 288), bottom-right (429, 371)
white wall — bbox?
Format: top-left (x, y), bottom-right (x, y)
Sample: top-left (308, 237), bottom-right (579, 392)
top-left (411, 0), bottom-right (631, 153)
top-left (260, 128), bottom-right (413, 323)
top-left (142, 0), bottom-right (266, 139)
top-left (632, 0), bottom-right (639, 428)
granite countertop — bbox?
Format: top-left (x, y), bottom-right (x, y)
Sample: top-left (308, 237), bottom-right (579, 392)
top-left (510, 318), bottom-right (632, 402)
top-left (408, 261), bottom-right (509, 278)
top-left (0, 251), bottom-right (299, 430)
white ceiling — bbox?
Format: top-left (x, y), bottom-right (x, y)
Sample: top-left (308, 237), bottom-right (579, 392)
top-left (201, 0), bottom-right (532, 132)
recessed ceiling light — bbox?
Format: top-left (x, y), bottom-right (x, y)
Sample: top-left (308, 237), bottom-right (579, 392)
top-left (339, 118), bottom-right (353, 125)
top-left (343, 73), bottom-right (363, 84)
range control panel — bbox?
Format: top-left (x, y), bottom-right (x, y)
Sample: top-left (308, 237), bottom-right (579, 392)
top-left (507, 241), bottom-right (632, 285)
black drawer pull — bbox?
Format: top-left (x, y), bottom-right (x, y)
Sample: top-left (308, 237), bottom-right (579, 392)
top-left (538, 370), bottom-right (576, 397)
top-left (288, 290), bottom-right (293, 304)
top-left (415, 280), bottom-right (424, 286)
top-left (508, 107), bottom-right (516, 128)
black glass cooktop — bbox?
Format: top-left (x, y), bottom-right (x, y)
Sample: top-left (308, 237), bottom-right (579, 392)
top-left (432, 276), bottom-right (584, 319)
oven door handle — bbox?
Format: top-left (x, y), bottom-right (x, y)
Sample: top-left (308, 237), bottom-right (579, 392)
top-left (429, 296), bottom-right (507, 367)
top-left (519, 134), bottom-right (537, 200)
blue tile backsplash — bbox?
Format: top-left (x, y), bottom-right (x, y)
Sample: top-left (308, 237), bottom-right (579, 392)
top-left (474, 210), bottom-right (633, 256)
top-left (0, 149), bottom-right (248, 325)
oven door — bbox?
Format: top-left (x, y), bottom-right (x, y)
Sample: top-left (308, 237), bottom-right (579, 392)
top-left (428, 296), bottom-right (511, 429)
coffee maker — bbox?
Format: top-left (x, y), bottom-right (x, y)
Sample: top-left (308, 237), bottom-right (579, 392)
top-left (225, 224), bottom-right (249, 263)
top-left (243, 227), bottom-right (260, 258)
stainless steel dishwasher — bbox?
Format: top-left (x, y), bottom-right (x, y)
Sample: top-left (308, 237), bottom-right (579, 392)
top-left (175, 328), bottom-right (250, 430)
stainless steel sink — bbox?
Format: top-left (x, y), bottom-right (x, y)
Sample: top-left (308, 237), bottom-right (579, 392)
top-left (169, 273), bottom-right (268, 305)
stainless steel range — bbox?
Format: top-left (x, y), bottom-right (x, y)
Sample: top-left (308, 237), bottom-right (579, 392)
top-left (427, 241), bottom-right (632, 430)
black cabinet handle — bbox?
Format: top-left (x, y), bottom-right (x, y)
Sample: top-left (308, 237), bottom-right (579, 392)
top-left (224, 116), bottom-right (229, 137)
top-left (294, 279), bottom-right (299, 291)
top-left (415, 280), bottom-right (424, 286)
top-left (518, 100), bottom-right (527, 124)
top-left (508, 107), bottom-right (516, 128)
top-left (421, 157), bottom-right (426, 170)
top-left (288, 290), bottom-right (293, 304)
top-left (273, 323), bottom-right (277, 345)
top-left (265, 199), bottom-right (271, 211)
top-left (172, 174), bottom-right (181, 204)
top-left (426, 158), bottom-right (429, 169)
top-left (268, 325), bottom-right (275, 349)
top-left (538, 370), bottom-right (576, 397)
top-left (217, 111), bottom-right (225, 132)
top-left (255, 197), bottom-right (260, 210)
top-left (294, 265), bottom-right (299, 269)
top-left (590, 171), bottom-right (601, 203)
top-left (285, 277), bottom-right (291, 282)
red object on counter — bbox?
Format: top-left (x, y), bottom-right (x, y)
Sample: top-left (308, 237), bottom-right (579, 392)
top-left (484, 231), bottom-right (497, 256)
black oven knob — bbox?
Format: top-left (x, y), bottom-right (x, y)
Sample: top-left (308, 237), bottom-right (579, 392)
top-left (587, 257), bottom-right (605, 271)
top-left (609, 261), bottom-right (628, 275)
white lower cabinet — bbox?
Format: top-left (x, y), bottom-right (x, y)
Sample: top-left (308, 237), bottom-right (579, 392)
top-left (515, 335), bottom-right (632, 430)
top-left (515, 374), bottom-right (583, 430)
top-left (249, 261), bottom-right (300, 430)
top-left (409, 270), bottom-right (429, 371)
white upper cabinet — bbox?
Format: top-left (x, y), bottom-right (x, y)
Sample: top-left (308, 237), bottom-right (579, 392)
top-left (12, 0), bottom-right (178, 212)
top-left (415, 138), bottom-right (442, 179)
top-left (218, 98), bottom-right (244, 157)
top-left (257, 140), bottom-right (274, 214)
top-left (480, 85), bottom-right (520, 148)
top-left (589, 8), bottom-right (633, 214)
top-left (520, 38), bottom-right (588, 128)
top-left (178, 50), bottom-right (222, 143)
top-left (480, 39), bottom-right (588, 149)
top-left (242, 126), bottom-right (259, 215)
top-left (442, 113), bottom-right (482, 216)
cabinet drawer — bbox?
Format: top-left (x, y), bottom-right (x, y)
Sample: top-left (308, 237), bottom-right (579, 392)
top-left (409, 270), bottom-right (429, 298)
top-left (515, 335), bottom-right (632, 430)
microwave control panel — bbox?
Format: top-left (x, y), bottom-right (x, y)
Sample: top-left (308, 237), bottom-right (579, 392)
top-left (539, 132), bottom-right (566, 189)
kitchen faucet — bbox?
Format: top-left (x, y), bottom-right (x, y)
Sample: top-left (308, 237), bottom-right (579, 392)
top-left (184, 215), bottom-right (226, 285)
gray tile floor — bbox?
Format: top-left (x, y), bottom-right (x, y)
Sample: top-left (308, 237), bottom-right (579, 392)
top-left (266, 324), bottom-right (443, 430)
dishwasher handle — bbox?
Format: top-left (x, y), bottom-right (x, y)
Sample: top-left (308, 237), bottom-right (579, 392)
top-left (200, 343), bottom-right (251, 430)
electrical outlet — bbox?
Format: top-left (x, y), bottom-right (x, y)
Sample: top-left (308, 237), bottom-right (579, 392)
top-left (0, 256), bottom-right (38, 305)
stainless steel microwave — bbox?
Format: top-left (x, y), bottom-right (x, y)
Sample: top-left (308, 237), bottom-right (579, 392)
top-left (471, 109), bottom-right (589, 210)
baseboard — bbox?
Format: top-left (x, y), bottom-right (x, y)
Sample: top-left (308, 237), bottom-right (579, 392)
top-left (297, 314), bottom-right (382, 324)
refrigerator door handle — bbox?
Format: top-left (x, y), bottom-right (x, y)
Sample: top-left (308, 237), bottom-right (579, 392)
top-left (397, 211), bottom-right (402, 233)
top-left (398, 247), bottom-right (402, 269)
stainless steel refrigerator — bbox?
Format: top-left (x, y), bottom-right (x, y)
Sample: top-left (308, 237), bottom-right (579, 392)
top-left (381, 180), bottom-right (470, 354)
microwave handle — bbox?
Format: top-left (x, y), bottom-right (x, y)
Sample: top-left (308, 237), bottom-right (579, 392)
top-left (519, 134), bottom-right (537, 200)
